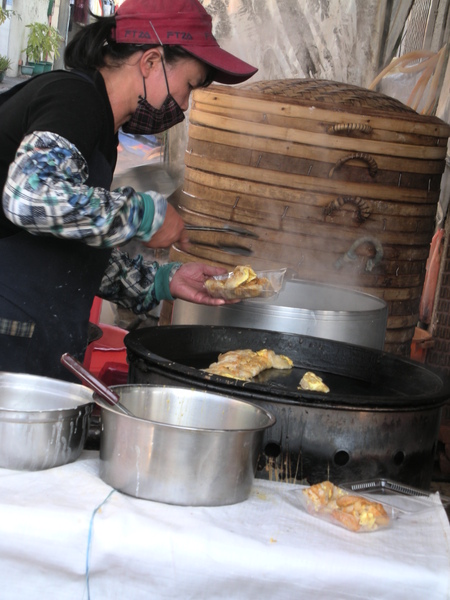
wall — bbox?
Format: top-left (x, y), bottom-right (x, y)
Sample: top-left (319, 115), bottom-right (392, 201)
top-left (0, 0), bottom-right (13, 58)
top-left (436, 57), bottom-right (450, 224)
top-left (5, 0), bottom-right (60, 76)
top-left (0, 18), bottom-right (10, 57)
top-left (202, 0), bottom-right (387, 87)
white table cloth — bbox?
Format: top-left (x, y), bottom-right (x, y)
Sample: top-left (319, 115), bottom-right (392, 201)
top-left (0, 451), bottom-right (449, 600)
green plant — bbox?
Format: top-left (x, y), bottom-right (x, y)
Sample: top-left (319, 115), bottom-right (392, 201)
top-left (0, 54), bottom-right (12, 73)
top-left (23, 22), bottom-right (64, 64)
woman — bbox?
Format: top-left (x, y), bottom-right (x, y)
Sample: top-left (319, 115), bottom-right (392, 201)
top-left (0, 0), bottom-right (257, 380)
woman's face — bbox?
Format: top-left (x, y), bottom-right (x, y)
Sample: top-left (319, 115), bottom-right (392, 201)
top-left (149, 53), bottom-right (209, 111)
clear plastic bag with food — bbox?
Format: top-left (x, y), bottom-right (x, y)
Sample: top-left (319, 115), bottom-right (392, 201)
top-left (204, 265), bottom-right (286, 300)
top-left (296, 481), bottom-right (393, 533)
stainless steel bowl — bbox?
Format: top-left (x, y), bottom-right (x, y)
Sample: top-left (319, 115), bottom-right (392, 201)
top-left (99, 385), bottom-right (276, 506)
top-left (0, 372), bottom-right (94, 471)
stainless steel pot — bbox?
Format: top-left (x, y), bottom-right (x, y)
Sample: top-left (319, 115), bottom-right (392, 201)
top-left (172, 279), bottom-right (388, 350)
top-left (98, 385), bottom-right (276, 506)
top-left (0, 372), bottom-right (94, 471)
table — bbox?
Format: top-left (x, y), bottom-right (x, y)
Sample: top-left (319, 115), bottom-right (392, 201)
top-left (0, 451), bottom-right (449, 600)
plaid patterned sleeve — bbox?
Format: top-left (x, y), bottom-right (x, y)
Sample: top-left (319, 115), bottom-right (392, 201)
top-left (99, 248), bottom-right (182, 313)
top-left (2, 131), bottom-right (167, 247)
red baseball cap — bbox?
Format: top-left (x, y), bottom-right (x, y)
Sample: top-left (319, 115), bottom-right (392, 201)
top-left (111, 0), bottom-right (258, 84)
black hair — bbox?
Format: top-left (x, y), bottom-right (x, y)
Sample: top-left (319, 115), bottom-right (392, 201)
top-left (64, 13), bottom-right (213, 86)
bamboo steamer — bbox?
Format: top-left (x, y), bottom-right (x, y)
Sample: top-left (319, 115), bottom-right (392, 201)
top-left (171, 79), bottom-right (450, 355)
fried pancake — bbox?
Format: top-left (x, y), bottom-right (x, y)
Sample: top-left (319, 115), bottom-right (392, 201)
top-left (298, 371), bottom-right (330, 393)
top-left (204, 348), bottom-right (293, 381)
top-left (204, 265), bottom-right (274, 299)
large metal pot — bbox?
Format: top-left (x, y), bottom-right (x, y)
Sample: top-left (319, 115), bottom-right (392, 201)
top-left (0, 372), bottom-right (93, 471)
top-left (171, 279), bottom-right (388, 350)
top-left (125, 326), bottom-right (450, 490)
top-left (99, 385), bottom-right (276, 506)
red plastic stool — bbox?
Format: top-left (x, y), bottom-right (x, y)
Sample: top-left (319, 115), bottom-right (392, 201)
top-left (84, 322), bottom-right (129, 385)
top-left (98, 362), bottom-right (129, 386)
top-left (89, 296), bottom-right (103, 325)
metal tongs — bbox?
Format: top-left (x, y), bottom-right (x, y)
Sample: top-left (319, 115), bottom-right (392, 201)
top-left (185, 225), bottom-right (259, 239)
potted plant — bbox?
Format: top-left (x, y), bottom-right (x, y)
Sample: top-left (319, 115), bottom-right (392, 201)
top-left (20, 61), bottom-right (34, 77)
top-left (0, 55), bottom-right (12, 83)
top-left (23, 22), bottom-right (64, 74)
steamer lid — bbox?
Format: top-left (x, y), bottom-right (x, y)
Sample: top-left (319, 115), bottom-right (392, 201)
top-left (214, 78), bottom-right (450, 135)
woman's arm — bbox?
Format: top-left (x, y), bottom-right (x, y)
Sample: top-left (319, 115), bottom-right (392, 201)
top-left (99, 250), bottom-right (232, 313)
top-left (2, 131), bottom-right (167, 247)
top-left (99, 248), bottom-right (181, 313)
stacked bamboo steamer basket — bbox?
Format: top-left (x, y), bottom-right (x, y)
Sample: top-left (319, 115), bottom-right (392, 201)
top-left (170, 79), bottom-right (450, 355)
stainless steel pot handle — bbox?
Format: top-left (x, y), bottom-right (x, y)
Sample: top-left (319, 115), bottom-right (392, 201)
top-left (328, 152), bottom-right (378, 178)
top-left (327, 123), bottom-right (373, 135)
top-left (323, 195), bottom-right (371, 224)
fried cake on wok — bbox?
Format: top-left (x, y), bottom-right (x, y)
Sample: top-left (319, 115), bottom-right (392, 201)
top-left (299, 371), bottom-right (330, 393)
top-left (204, 348), bottom-right (293, 381)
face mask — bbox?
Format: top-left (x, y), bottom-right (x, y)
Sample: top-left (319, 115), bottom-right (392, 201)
top-left (122, 59), bottom-right (185, 135)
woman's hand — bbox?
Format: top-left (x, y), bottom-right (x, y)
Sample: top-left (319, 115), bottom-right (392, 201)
top-left (143, 204), bottom-right (190, 250)
top-left (169, 262), bottom-right (239, 306)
